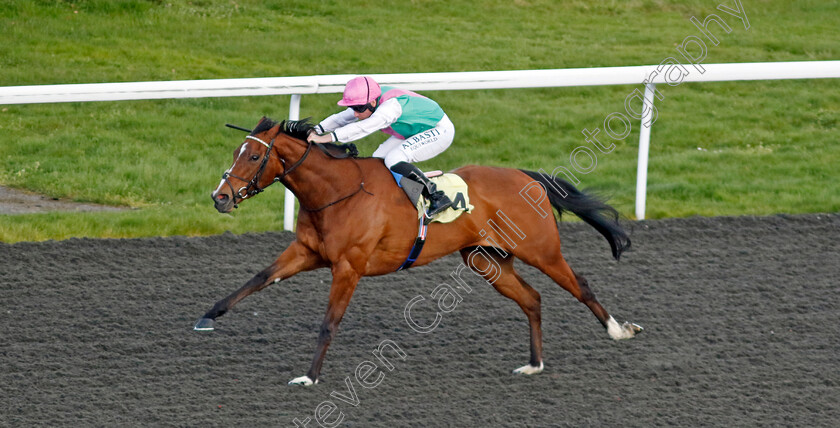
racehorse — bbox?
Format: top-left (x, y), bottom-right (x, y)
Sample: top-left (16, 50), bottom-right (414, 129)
top-left (195, 116), bottom-right (642, 386)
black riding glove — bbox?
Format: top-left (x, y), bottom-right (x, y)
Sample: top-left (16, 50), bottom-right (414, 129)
top-left (340, 143), bottom-right (359, 158)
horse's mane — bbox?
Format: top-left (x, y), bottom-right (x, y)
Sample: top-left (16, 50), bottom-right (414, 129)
top-left (252, 116), bottom-right (358, 158)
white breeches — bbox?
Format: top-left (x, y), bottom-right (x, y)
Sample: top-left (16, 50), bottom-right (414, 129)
top-left (373, 115), bottom-right (455, 168)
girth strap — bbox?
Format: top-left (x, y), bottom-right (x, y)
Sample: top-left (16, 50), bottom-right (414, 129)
top-left (396, 213), bottom-right (429, 271)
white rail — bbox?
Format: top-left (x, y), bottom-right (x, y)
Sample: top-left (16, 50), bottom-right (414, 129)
top-left (2, 61), bottom-right (839, 225)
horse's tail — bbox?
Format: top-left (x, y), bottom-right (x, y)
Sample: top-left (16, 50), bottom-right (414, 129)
top-left (519, 169), bottom-right (630, 260)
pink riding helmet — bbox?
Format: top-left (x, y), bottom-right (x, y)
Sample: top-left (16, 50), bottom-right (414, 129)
top-left (337, 76), bottom-right (381, 107)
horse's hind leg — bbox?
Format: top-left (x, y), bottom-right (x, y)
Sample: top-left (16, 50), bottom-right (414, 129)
top-left (528, 252), bottom-right (642, 340)
top-left (574, 271), bottom-right (642, 339)
top-left (460, 247), bottom-right (544, 375)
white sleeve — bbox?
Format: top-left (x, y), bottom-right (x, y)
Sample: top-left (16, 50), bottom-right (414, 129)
top-left (318, 108), bottom-right (358, 133)
top-left (333, 99), bottom-right (403, 143)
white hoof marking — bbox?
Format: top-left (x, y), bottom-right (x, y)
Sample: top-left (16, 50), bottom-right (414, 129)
top-left (607, 316), bottom-right (642, 340)
top-left (513, 361), bottom-right (544, 375)
top-left (288, 375), bottom-right (317, 386)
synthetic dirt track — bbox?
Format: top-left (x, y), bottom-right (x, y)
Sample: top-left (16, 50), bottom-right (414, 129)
top-left (2, 213), bottom-right (839, 427)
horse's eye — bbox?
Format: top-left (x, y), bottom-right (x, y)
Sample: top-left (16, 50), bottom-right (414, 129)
top-left (250, 154), bottom-right (260, 161)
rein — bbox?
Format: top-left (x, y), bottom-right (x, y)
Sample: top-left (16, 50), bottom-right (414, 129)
top-left (301, 142), bottom-right (373, 212)
top-left (222, 133), bottom-right (371, 211)
top-left (302, 179), bottom-right (371, 212)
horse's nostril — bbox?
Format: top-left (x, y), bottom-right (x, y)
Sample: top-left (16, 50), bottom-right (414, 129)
top-left (215, 193), bottom-right (228, 202)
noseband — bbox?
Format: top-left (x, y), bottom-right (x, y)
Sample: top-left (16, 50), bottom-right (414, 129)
top-left (221, 134), bottom-right (313, 207)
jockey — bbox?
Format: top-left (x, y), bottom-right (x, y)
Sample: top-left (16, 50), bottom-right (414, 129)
top-left (308, 76), bottom-right (454, 217)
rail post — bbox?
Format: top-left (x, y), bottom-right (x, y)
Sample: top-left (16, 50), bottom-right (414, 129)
top-left (635, 82), bottom-right (656, 220)
top-left (284, 94), bottom-right (302, 231)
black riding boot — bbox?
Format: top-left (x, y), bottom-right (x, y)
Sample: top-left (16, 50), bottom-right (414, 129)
top-left (390, 161), bottom-right (453, 217)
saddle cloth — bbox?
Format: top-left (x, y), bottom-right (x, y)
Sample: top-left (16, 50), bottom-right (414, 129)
top-left (394, 171), bottom-right (473, 223)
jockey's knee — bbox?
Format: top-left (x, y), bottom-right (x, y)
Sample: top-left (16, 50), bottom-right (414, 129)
top-left (384, 150), bottom-right (411, 169)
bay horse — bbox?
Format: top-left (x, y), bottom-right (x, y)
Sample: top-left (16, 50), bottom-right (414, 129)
top-left (196, 116), bottom-right (642, 386)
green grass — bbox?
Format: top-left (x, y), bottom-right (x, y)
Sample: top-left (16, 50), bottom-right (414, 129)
top-left (1, 0), bottom-right (838, 242)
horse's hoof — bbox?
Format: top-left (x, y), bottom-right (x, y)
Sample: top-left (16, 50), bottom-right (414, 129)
top-left (193, 318), bottom-right (215, 331)
top-left (512, 362), bottom-right (544, 375)
top-left (607, 316), bottom-right (642, 340)
top-left (288, 375), bottom-right (318, 386)
top-left (625, 322), bottom-right (644, 335)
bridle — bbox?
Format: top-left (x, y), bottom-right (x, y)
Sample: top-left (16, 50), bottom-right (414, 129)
top-left (221, 134), bottom-right (312, 207)
top-left (221, 132), bottom-right (369, 211)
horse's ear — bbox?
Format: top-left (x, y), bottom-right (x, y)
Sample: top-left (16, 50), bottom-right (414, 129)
top-left (251, 116), bottom-right (273, 134)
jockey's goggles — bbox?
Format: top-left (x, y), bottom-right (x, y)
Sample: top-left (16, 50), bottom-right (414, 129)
top-left (350, 103), bottom-right (373, 113)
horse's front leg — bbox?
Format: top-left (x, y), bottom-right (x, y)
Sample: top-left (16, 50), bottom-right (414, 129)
top-left (288, 259), bottom-right (361, 386)
top-left (194, 240), bottom-right (326, 331)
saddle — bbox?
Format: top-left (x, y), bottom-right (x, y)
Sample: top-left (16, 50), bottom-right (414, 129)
top-left (393, 170), bottom-right (473, 271)
top-left (391, 170), bottom-right (473, 223)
